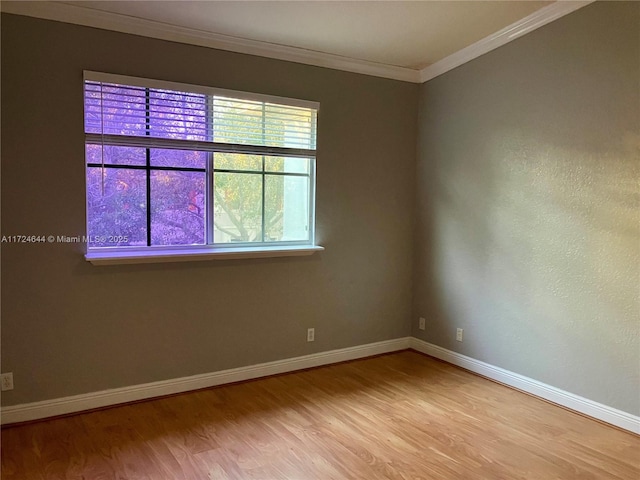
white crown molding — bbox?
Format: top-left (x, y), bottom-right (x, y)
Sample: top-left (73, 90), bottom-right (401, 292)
top-left (419, 0), bottom-right (595, 82)
top-left (0, 337), bottom-right (411, 425)
top-left (0, 1), bottom-right (594, 84)
top-left (410, 338), bottom-right (640, 435)
top-left (0, 1), bottom-right (420, 83)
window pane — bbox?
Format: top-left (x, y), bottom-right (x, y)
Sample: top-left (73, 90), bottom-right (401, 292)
top-left (150, 149), bottom-right (207, 169)
top-left (150, 171), bottom-right (206, 246)
top-left (212, 97), bottom-right (317, 149)
top-left (264, 156), bottom-right (310, 174)
top-left (214, 152), bottom-right (262, 172)
top-left (213, 173), bottom-right (262, 243)
top-left (265, 175), bottom-right (310, 242)
top-left (149, 89), bottom-right (207, 141)
top-left (265, 103), bottom-right (317, 149)
top-left (212, 98), bottom-right (263, 145)
top-left (86, 144), bottom-right (146, 166)
top-left (85, 82), bottom-right (208, 140)
top-left (85, 83), bottom-right (147, 136)
top-left (86, 167), bottom-right (147, 247)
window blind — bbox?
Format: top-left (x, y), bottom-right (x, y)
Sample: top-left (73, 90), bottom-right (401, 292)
top-left (84, 73), bottom-right (318, 152)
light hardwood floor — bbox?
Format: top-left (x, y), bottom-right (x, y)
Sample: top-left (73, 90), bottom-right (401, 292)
top-left (1, 351), bottom-right (638, 479)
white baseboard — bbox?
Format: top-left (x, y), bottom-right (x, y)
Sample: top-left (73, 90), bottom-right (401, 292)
top-left (0, 337), bottom-right (411, 425)
top-left (409, 338), bottom-right (640, 435)
top-left (3, 336), bottom-right (637, 435)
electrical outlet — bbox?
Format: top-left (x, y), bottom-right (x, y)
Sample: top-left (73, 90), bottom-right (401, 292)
top-left (456, 328), bottom-right (464, 342)
top-left (419, 317), bottom-right (426, 330)
top-left (1, 373), bottom-right (14, 391)
top-left (307, 328), bottom-right (315, 342)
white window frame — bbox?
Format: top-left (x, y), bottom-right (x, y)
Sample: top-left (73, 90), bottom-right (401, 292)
top-left (83, 71), bottom-right (322, 265)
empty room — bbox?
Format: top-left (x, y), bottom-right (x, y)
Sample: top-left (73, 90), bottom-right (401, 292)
top-left (1, 0), bottom-right (638, 478)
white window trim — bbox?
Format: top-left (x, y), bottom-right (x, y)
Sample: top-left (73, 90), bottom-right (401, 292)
top-left (83, 72), bottom-right (322, 265)
top-left (85, 245), bottom-right (324, 266)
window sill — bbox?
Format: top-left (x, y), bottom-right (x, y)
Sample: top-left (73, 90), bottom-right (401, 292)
top-left (85, 245), bottom-right (324, 266)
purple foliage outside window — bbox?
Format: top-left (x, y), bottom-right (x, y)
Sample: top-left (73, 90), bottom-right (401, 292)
top-left (85, 83), bottom-right (208, 247)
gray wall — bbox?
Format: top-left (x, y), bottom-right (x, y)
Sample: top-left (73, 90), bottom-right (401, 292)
top-left (413, 1), bottom-right (640, 415)
top-left (0, 14), bottom-right (418, 405)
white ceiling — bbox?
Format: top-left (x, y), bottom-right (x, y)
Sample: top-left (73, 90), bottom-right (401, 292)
top-left (1, 1), bottom-right (592, 82)
top-left (62, 1), bottom-right (551, 69)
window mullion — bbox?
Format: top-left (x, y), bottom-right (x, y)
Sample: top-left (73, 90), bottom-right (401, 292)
top-left (207, 95), bottom-right (215, 245)
top-left (261, 102), bottom-right (266, 243)
top-left (261, 157), bottom-right (266, 243)
top-left (145, 88), bottom-right (152, 247)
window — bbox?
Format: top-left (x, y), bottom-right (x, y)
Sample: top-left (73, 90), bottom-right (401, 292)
top-left (83, 72), bottom-right (320, 263)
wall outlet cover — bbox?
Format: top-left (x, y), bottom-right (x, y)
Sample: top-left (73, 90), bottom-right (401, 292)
top-left (1, 373), bottom-right (14, 391)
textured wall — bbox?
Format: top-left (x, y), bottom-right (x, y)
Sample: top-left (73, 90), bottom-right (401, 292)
top-left (0, 14), bottom-right (417, 405)
top-left (413, 1), bottom-right (640, 415)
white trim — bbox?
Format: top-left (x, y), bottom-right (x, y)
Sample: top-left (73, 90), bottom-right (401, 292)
top-left (419, 1), bottom-right (594, 82)
top-left (1, 1), bottom-right (419, 83)
top-left (85, 245), bottom-right (325, 265)
top-left (409, 338), bottom-right (640, 435)
top-left (0, 337), bottom-right (411, 425)
top-left (2, 336), bottom-right (637, 434)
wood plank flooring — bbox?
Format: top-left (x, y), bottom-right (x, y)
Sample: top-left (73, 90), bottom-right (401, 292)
top-left (1, 351), bottom-right (638, 479)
